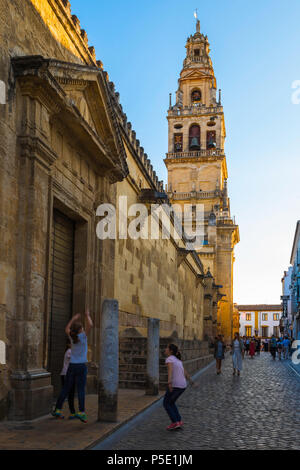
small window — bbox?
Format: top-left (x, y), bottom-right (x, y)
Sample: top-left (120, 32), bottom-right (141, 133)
top-left (246, 313), bottom-right (251, 321)
top-left (262, 313), bottom-right (268, 321)
top-left (194, 49), bottom-right (200, 57)
top-left (174, 133), bottom-right (183, 152)
top-left (262, 326), bottom-right (269, 337)
top-left (245, 326), bottom-right (252, 337)
top-left (273, 313), bottom-right (279, 321)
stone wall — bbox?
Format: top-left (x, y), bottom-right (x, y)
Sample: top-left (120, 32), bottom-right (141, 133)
top-left (119, 336), bottom-right (213, 390)
top-left (0, 0), bottom-right (221, 420)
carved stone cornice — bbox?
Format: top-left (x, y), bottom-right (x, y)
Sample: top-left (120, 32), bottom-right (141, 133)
top-left (18, 135), bottom-right (58, 170)
top-left (177, 247), bottom-right (194, 267)
top-left (195, 273), bottom-right (205, 288)
top-left (17, 76), bottom-right (62, 116)
top-left (12, 55), bottom-right (129, 182)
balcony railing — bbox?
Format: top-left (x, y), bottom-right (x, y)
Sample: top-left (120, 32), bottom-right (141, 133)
top-left (168, 104), bottom-right (223, 117)
top-left (165, 149), bottom-right (224, 159)
top-left (169, 190), bottom-right (221, 200)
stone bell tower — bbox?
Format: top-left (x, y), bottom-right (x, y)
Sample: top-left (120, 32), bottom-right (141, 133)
top-left (164, 19), bottom-right (240, 341)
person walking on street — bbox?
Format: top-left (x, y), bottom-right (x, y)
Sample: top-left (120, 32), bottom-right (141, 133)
top-left (277, 337), bottom-right (283, 360)
top-left (214, 335), bottom-right (226, 375)
top-left (264, 338), bottom-right (270, 352)
top-left (231, 332), bottom-right (245, 376)
top-left (52, 310), bottom-right (93, 423)
top-left (270, 335), bottom-right (277, 360)
top-left (163, 344), bottom-right (197, 431)
top-left (245, 338), bottom-right (250, 356)
top-left (249, 338), bottom-right (256, 358)
top-left (283, 336), bottom-right (291, 360)
top-left (255, 338), bottom-right (261, 356)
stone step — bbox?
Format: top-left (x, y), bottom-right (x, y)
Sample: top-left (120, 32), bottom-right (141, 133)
top-left (119, 365), bottom-right (167, 375)
top-left (119, 380), bottom-right (145, 389)
top-left (119, 356), bottom-right (147, 365)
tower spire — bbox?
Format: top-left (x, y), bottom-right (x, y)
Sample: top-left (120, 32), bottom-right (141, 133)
top-left (194, 9), bottom-right (200, 33)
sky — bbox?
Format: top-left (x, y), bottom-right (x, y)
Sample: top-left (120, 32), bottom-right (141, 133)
top-left (70, 0), bottom-right (300, 304)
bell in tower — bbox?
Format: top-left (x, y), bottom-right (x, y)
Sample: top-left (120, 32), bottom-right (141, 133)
top-left (189, 124), bottom-right (201, 151)
top-left (190, 137), bottom-right (200, 150)
top-left (207, 131), bottom-right (216, 149)
top-left (207, 138), bottom-right (216, 149)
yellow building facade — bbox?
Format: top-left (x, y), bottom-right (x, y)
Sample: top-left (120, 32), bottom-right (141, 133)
top-left (165, 20), bottom-right (239, 342)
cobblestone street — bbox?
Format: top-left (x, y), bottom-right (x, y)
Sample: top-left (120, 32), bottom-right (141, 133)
top-left (112, 353), bottom-right (300, 450)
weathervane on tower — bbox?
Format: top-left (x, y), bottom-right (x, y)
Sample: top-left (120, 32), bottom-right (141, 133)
top-left (194, 9), bottom-right (200, 33)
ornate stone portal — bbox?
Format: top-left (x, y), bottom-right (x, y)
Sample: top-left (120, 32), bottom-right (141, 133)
top-left (4, 55), bottom-right (128, 420)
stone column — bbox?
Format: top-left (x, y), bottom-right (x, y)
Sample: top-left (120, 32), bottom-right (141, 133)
top-left (98, 299), bottom-right (119, 422)
top-left (8, 89), bottom-right (56, 420)
top-left (146, 318), bottom-right (160, 395)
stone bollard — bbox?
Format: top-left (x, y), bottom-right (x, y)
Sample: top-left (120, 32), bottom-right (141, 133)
top-left (146, 318), bottom-right (160, 395)
top-left (98, 299), bottom-right (119, 422)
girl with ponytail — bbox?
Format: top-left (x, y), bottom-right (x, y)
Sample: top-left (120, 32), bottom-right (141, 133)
top-left (52, 310), bottom-right (93, 423)
top-left (163, 343), bottom-right (197, 430)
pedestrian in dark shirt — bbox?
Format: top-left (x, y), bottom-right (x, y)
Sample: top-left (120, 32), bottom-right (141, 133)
top-left (214, 335), bottom-right (226, 375)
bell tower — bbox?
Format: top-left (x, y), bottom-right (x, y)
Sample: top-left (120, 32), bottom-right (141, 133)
top-left (164, 19), bottom-right (240, 341)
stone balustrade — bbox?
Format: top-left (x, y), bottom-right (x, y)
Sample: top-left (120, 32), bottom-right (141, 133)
top-left (169, 189), bottom-right (221, 200)
top-left (168, 104), bottom-right (223, 117)
top-left (165, 149), bottom-right (224, 159)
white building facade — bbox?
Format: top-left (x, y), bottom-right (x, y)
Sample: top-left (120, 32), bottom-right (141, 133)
top-left (281, 266), bottom-right (293, 337)
top-left (238, 305), bottom-right (283, 338)
top-left (282, 221), bottom-right (300, 340)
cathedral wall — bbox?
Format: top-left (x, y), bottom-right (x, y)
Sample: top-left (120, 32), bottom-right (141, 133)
top-left (115, 151), bottom-right (205, 341)
top-left (0, 0), bottom-right (115, 418)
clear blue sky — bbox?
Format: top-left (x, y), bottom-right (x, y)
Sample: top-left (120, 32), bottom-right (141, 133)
top-left (71, 0), bottom-right (300, 304)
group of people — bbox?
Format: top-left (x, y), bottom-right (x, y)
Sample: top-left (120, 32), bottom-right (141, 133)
top-left (214, 333), bottom-right (245, 376)
top-left (213, 333), bottom-right (295, 377)
top-left (243, 337), bottom-right (261, 357)
top-left (268, 335), bottom-right (292, 360)
top-left (51, 312), bottom-right (295, 431)
top-left (51, 310), bottom-right (196, 431)
top-left (52, 310), bottom-right (93, 423)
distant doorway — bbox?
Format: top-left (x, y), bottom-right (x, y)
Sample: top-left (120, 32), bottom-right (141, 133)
top-left (48, 209), bottom-right (75, 395)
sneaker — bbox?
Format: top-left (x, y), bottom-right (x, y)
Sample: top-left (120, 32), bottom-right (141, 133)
top-left (68, 414), bottom-right (77, 420)
top-left (174, 421), bottom-right (183, 429)
top-left (76, 412), bottom-right (88, 423)
top-left (52, 409), bottom-right (64, 419)
top-left (166, 423), bottom-right (177, 431)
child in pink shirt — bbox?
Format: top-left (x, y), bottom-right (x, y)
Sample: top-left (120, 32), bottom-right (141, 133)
top-left (164, 343), bottom-right (197, 430)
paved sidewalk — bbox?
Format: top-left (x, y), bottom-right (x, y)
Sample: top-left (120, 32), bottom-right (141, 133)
top-left (287, 357), bottom-right (300, 376)
top-left (0, 389), bottom-right (163, 450)
top-left (113, 352), bottom-right (300, 450)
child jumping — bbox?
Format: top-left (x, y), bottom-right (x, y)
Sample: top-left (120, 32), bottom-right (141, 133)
top-left (52, 310), bottom-right (93, 423)
top-left (163, 343), bottom-right (197, 431)
top-left (57, 339), bottom-right (76, 419)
